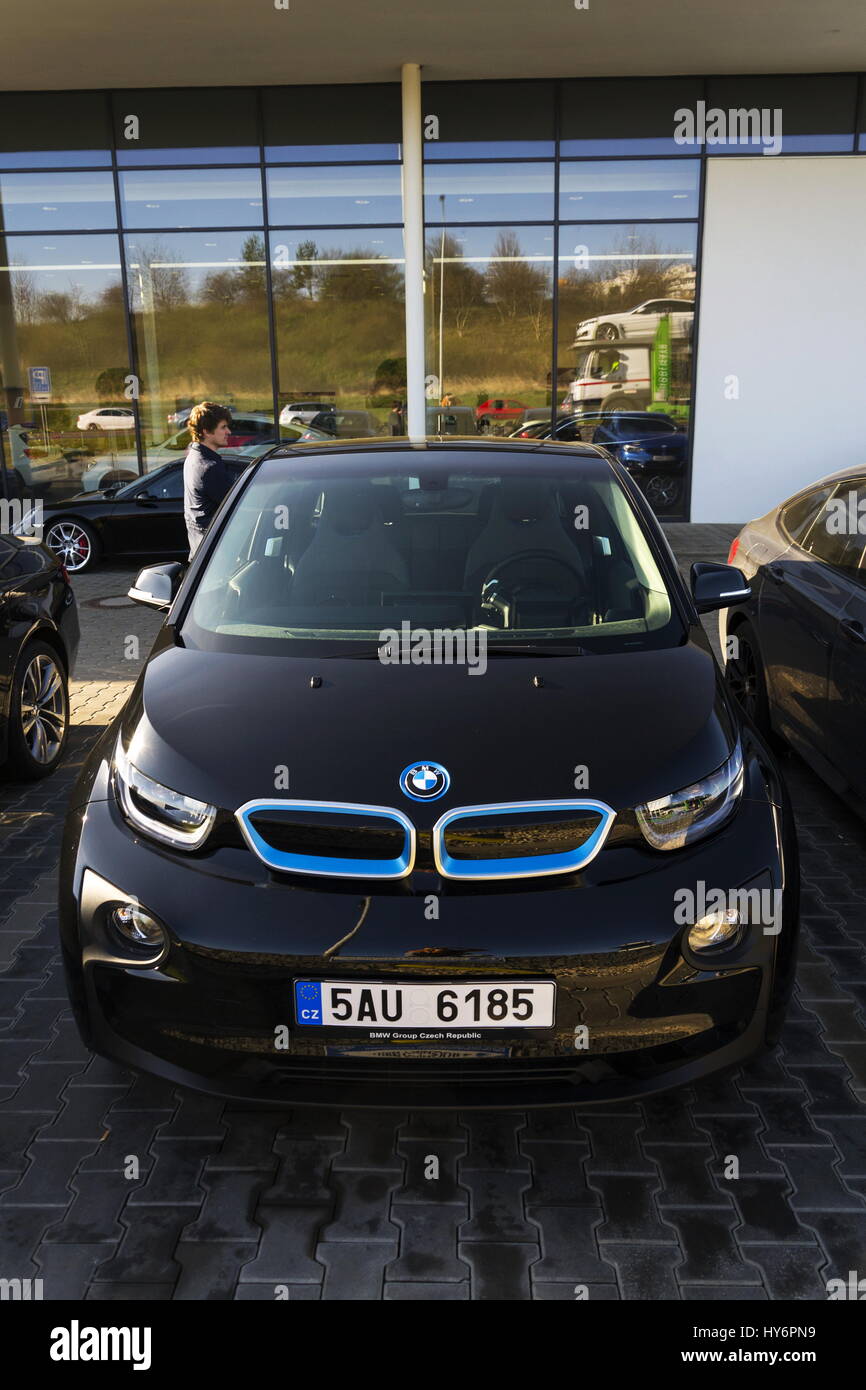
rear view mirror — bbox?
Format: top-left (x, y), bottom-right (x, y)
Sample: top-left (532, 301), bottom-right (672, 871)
top-left (128, 561), bottom-right (184, 611)
top-left (691, 561), bottom-right (751, 614)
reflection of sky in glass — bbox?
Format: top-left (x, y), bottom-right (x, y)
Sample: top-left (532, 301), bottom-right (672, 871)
top-left (424, 224), bottom-right (554, 266)
top-left (557, 223), bottom-right (697, 264)
top-left (0, 233), bottom-right (123, 300)
top-left (561, 137), bottom-right (698, 157)
top-left (124, 231), bottom-right (270, 299)
top-left (267, 143), bottom-right (400, 162)
top-left (267, 167), bottom-right (403, 225)
top-left (267, 227), bottom-right (405, 266)
top-left (0, 172), bottom-right (117, 231)
top-left (425, 140), bottom-right (554, 159)
top-left (708, 133), bottom-right (853, 155)
top-left (0, 149), bottom-right (111, 169)
top-left (424, 164), bottom-right (555, 222)
top-left (119, 169), bottom-right (264, 228)
top-left (117, 146), bottom-right (259, 166)
top-left (559, 161), bottom-right (700, 219)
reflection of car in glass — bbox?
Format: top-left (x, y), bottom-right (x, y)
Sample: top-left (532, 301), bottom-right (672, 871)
top-left (722, 468), bottom-right (866, 816)
top-left (512, 412), bottom-right (687, 512)
top-left (475, 399), bottom-right (526, 433)
top-left (426, 406), bottom-right (478, 435)
top-left (79, 416), bottom-right (318, 492)
top-left (76, 408), bottom-right (136, 432)
top-left (0, 533), bottom-right (79, 779)
top-left (60, 440), bottom-right (799, 1105)
top-left (575, 299), bottom-right (694, 342)
top-left (14, 453), bottom-right (264, 573)
top-left (2, 422), bottom-right (35, 491)
top-left (309, 410), bottom-right (384, 438)
top-left (279, 401), bottom-right (334, 427)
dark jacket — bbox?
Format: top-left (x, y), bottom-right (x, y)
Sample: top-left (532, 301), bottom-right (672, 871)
top-left (183, 442), bottom-right (233, 555)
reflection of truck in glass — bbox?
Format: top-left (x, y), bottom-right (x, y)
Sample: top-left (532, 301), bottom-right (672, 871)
top-left (564, 315), bottom-right (691, 423)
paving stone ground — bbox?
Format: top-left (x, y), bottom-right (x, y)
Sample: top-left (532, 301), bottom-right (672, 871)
top-left (1, 533), bottom-right (865, 1301)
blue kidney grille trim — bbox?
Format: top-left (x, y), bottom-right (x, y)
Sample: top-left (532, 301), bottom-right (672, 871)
top-left (432, 799), bottom-right (616, 880)
top-left (235, 799), bottom-right (416, 879)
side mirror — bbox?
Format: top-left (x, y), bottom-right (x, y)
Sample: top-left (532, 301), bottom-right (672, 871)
top-left (128, 561), bottom-right (184, 611)
top-left (691, 561), bottom-right (751, 615)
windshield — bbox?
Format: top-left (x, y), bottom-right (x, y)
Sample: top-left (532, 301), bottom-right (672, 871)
top-left (182, 457), bottom-right (683, 657)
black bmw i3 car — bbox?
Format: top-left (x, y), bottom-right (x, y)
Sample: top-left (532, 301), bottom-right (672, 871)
top-left (60, 440), bottom-right (799, 1107)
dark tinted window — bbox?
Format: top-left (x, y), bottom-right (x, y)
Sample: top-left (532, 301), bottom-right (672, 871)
top-left (423, 81), bottom-right (555, 158)
top-left (781, 485), bottom-right (834, 543)
top-left (560, 77), bottom-right (705, 156)
top-left (0, 93), bottom-right (111, 168)
top-left (142, 469), bottom-right (184, 500)
top-left (114, 90), bottom-right (259, 165)
top-left (704, 75), bottom-right (857, 154)
top-left (264, 85), bottom-right (401, 162)
top-left (803, 483), bottom-right (866, 571)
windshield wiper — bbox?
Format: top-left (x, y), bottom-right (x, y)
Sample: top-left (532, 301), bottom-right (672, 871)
top-left (485, 643), bottom-right (587, 657)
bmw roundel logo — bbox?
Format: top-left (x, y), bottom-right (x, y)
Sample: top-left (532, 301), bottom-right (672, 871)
top-left (399, 761), bottom-right (450, 802)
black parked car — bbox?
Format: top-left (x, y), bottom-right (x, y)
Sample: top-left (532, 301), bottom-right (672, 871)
top-left (60, 440), bottom-right (798, 1107)
top-left (309, 410), bottom-right (384, 439)
top-left (0, 535), bottom-right (79, 779)
top-left (722, 466), bottom-right (866, 814)
top-left (13, 453), bottom-right (265, 573)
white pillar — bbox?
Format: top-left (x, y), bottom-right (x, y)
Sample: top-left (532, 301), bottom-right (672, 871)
top-left (401, 62), bottom-right (426, 442)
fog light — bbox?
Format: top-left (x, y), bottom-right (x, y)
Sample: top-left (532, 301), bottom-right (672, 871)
top-left (111, 902), bottom-right (165, 947)
top-left (687, 908), bottom-right (741, 952)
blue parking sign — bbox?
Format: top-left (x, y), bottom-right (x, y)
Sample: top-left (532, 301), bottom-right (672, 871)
top-left (29, 366), bottom-right (51, 400)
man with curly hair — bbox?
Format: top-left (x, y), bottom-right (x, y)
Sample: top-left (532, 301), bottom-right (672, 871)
top-left (183, 401), bottom-right (234, 558)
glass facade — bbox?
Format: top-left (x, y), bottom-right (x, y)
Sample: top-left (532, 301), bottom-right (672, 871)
top-left (0, 76), bottom-right (863, 518)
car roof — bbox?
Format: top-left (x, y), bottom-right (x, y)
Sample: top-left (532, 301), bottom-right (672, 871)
top-left (255, 437), bottom-right (613, 482)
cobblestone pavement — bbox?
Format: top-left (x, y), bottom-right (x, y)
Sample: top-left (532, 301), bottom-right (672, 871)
top-left (1, 536), bottom-right (865, 1300)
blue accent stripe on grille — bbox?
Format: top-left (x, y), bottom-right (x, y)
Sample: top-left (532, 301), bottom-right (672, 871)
top-left (235, 799), bottom-right (416, 880)
top-left (432, 799), bottom-right (616, 880)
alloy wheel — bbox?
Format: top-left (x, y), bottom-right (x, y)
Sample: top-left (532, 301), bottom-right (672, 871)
top-left (46, 521), bottom-right (92, 571)
top-left (19, 653), bottom-right (67, 765)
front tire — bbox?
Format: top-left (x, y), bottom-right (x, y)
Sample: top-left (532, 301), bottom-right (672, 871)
top-left (597, 323), bottom-right (619, 340)
top-left (5, 640), bottom-right (69, 779)
top-left (724, 619), bottom-right (779, 746)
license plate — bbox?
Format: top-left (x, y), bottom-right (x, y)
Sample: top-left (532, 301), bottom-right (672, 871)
top-left (294, 979), bottom-right (555, 1029)
top-left (651, 453), bottom-right (673, 461)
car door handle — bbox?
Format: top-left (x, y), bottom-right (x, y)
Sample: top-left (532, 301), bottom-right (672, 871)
top-left (840, 618), bottom-right (866, 645)
top-left (765, 563), bottom-right (787, 583)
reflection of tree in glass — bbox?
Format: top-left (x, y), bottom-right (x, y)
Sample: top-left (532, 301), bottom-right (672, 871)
top-left (484, 231), bottom-right (549, 338)
top-left (201, 234), bottom-right (267, 308)
top-left (559, 227), bottom-right (690, 326)
top-left (128, 239), bottom-right (190, 313)
top-left (292, 240), bottom-right (318, 300)
top-left (316, 247), bottom-right (403, 302)
top-left (424, 233), bottom-right (485, 338)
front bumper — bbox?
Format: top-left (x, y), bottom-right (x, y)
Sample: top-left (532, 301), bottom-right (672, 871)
top-left (59, 742), bottom-right (798, 1108)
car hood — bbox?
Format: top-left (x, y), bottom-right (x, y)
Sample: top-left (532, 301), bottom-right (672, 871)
top-left (119, 634), bottom-right (736, 822)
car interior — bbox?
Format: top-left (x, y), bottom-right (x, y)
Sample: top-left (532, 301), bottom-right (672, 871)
top-left (188, 471), bottom-right (675, 647)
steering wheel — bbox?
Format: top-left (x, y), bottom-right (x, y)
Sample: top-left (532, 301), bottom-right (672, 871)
top-left (480, 550), bottom-right (584, 614)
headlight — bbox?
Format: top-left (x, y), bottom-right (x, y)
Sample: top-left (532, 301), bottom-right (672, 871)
top-left (113, 738), bottom-right (216, 850)
top-left (635, 743), bottom-right (744, 851)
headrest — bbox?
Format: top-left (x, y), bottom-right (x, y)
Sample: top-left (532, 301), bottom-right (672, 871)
top-left (497, 479), bottom-right (555, 524)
